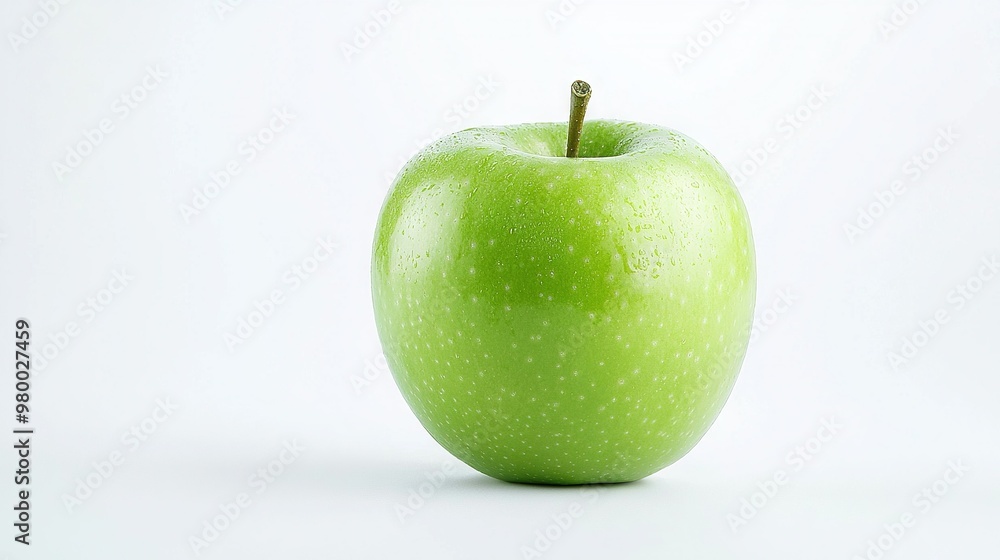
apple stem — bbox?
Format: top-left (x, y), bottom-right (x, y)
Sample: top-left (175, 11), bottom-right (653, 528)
top-left (566, 80), bottom-right (591, 158)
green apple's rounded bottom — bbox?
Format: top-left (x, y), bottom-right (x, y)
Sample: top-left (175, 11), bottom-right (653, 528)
top-left (372, 120), bottom-right (755, 485)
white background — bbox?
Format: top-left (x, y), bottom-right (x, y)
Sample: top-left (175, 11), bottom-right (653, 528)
top-left (2, 1), bottom-right (999, 558)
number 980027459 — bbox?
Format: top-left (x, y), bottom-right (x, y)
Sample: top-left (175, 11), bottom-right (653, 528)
top-left (15, 319), bottom-right (30, 423)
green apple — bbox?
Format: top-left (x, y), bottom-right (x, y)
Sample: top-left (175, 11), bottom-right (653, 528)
top-left (372, 88), bottom-right (754, 484)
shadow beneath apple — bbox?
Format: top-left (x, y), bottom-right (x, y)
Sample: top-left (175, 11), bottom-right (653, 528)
top-left (311, 453), bottom-right (657, 498)
top-left (442, 468), bottom-right (658, 494)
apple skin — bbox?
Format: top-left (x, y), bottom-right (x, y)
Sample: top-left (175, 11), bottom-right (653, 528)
top-left (372, 120), bottom-right (755, 484)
